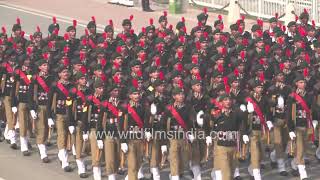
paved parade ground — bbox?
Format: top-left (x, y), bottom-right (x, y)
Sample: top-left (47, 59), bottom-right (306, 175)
top-left (1, 0), bottom-right (320, 179)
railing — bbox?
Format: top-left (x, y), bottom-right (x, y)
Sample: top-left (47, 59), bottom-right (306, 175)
top-left (190, 0), bottom-right (320, 25)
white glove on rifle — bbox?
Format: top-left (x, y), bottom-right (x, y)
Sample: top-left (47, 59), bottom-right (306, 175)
top-left (82, 133), bottom-right (89, 141)
top-left (277, 95), bottom-right (284, 108)
top-left (121, 143), bottom-right (128, 153)
top-left (48, 118), bottom-right (54, 128)
top-left (12, 107), bottom-right (17, 114)
top-left (266, 121), bottom-right (273, 130)
top-left (240, 104), bottom-right (247, 112)
top-left (68, 126), bottom-right (75, 134)
top-left (196, 110), bottom-right (204, 126)
top-left (30, 110), bottom-right (37, 120)
top-left (206, 136), bottom-right (212, 145)
top-left (242, 135), bottom-right (249, 144)
top-left (97, 140), bottom-right (103, 149)
top-left (289, 132), bottom-right (296, 140)
top-left (161, 145), bottom-right (167, 154)
top-left (150, 103), bottom-right (157, 115)
top-left (313, 120), bottom-right (318, 130)
top-left (145, 131), bottom-right (152, 142)
top-left (247, 102), bottom-right (254, 113)
top-left (188, 134), bottom-right (195, 143)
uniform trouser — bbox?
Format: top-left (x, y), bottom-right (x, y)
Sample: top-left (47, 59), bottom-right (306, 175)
top-left (295, 127), bottom-right (308, 165)
top-left (4, 96), bottom-right (14, 130)
top-left (250, 130), bottom-right (264, 169)
top-left (199, 139), bottom-right (207, 163)
top-left (214, 145), bottom-right (237, 180)
top-left (56, 114), bottom-right (68, 150)
top-left (150, 139), bottom-right (161, 168)
top-left (273, 119), bottom-right (287, 159)
top-left (75, 122), bottom-right (84, 159)
top-left (89, 128), bottom-right (100, 167)
top-left (189, 139), bottom-right (201, 166)
top-left (18, 103), bottom-right (30, 137)
top-left (104, 137), bottom-right (120, 175)
top-left (127, 139), bottom-right (143, 180)
top-left (35, 105), bottom-right (48, 144)
top-left (169, 139), bottom-right (189, 176)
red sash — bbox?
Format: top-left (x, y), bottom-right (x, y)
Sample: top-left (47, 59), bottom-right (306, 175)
top-left (5, 63), bottom-right (13, 73)
top-left (36, 76), bottom-right (49, 93)
top-left (127, 105), bottom-right (144, 128)
top-left (56, 82), bottom-right (69, 97)
top-left (92, 96), bottom-right (101, 107)
top-left (246, 97), bottom-right (267, 130)
top-left (102, 101), bottom-right (120, 117)
top-left (167, 105), bottom-right (187, 130)
top-left (16, 70), bottom-right (31, 85)
top-left (76, 90), bottom-right (86, 103)
top-left (211, 98), bottom-right (223, 110)
top-left (290, 92), bottom-right (314, 140)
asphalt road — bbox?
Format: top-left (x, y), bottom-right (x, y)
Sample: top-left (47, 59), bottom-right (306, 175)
top-left (1, 3), bottom-right (320, 180)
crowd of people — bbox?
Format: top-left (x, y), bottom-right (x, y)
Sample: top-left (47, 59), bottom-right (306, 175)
top-left (0, 7), bottom-right (319, 180)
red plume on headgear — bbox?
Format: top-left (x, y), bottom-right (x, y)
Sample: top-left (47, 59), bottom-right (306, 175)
top-left (1, 26), bottom-right (6, 34)
top-left (73, 20), bottom-right (77, 28)
top-left (277, 37), bottom-right (284, 45)
top-left (223, 77), bottom-right (230, 93)
top-left (155, 56), bottom-right (161, 67)
top-left (238, 26), bottom-right (243, 33)
top-left (181, 17), bottom-right (185, 23)
top-left (29, 35), bottom-right (33, 41)
top-left (217, 64), bottom-right (224, 73)
top-left (203, 7), bottom-right (208, 14)
top-left (305, 53), bottom-right (310, 64)
top-left (102, 32), bottom-right (107, 40)
top-left (80, 65), bottom-right (87, 74)
top-left (48, 41), bottom-right (54, 49)
top-left (242, 38), bottom-right (249, 46)
top-left (103, 42), bottom-right (108, 49)
top-left (282, 25), bottom-right (286, 32)
top-left (81, 38), bottom-right (87, 46)
top-left (285, 48), bottom-right (291, 57)
top-left (203, 32), bottom-right (208, 38)
top-left (195, 72), bottom-right (202, 80)
top-left (218, 14), bottom-right (222, 21)
top-left (312, 20), bottom-right (315, 28)
top-left (79, 51), bottom-right (85, 60)
top-left (304, 8), bottom-right (308, 14)
top-left (116, 46), bottom-right (122, 54)
top-left (240, 50), bottom-right (246, 60)
top-left (275, 13), bottom-right (279, 19)
top-left (91, 16), bottom-right (96, 23)
top-left (279, 63), bottom-right (284, 71)
top-left (16, 17), bottom-right (21, 25)
top-left (259, 72), bottom-right (265, 82)
top-left (13, 43), bottom-right (17, 49)
top-left (259, 58), bottom-right (265, 65)
top-left (113, 61), bottom-right (120, 69)
top-left (221, 47), bottom-right (227, 56)
top-left (303, 68), bottom-right (309, 77)
top-left (109, 19), bottom-right (113, 27)
top-left (176, 63), bottom-right (183, 72)
top-left (113, 75), bottom-right (120, 84)
top-left (27, 47), bottom-right (33, 56)
top-left (234, 68), bottom-right (239, 77)
top-left (85, 28), bottom-right (89, 36)
top-left (196, 41), bottom-right (201, 50)
top-left (42, 53), bottom-right (49, 60)
top-left (192, 55), bottom-right (198, 64)
top-left (163, 11), bottom-right (168, 17)
top-left (52, 16), bottom-right (57, 24)
top-left (130, 29), bottom-right (134, 35)
top-left (20, 31), bottom-right (25, 37)
top-left (129, 15), bottom-right (134, 21)
top-left (139, 40), bottom-right (145, 47)
top-left (179, 36), bottom-right (185, 44)
top-left (142, 27), bottom-right (146, 34)
top-left (64, 46), bottom-right (70, 54)
top-left (256, 29), bottom-right (263, 37)
top-left (132, 79), bottom-right (138, 88)
top-left (241, 15), bottom-right (245, 21)
top-left (177, 51), bottom-right (183, 59)
top-left (295, 15), bottom-right (299, 22)
top-left (257, 19), bottom-right (263, 27)
top-left (149, 18), bottom-right (154, 25)
top-left (64, 33), bottom-right (70, 41)
top-left (159, 71), bottom-right (164, 80)
top-left (237, 19), bottom-right (241, 26)
top-left (36, 26), bottom-right (41, 32)
top-left (177, 79), bottom-right (184, 89)
top-left (265, 44), bottom-right (270, 54)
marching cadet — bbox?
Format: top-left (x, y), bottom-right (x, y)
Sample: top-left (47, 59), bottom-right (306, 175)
top-left (120, 85), bottom-right (150, 180)
top-left (267, 69), bottom-right (291, 176)
top-left (70, 71), bottom-right (90, 178)
top-left (28, 59), bottom-right (54, 163)
top-left (287, 74), bottom-right (315, 180)
top-left (211, 94), bottom-right (248, 180)
top-left (1, 49), bottom-right (19, 149)
top-left (12, 54), bottom-right (34, 156)
top-left (162, 87), bottom-right (196, 180)
top-left (245, 81), bottom-right (273, 180)
top-left (145, 79), bottom-right (169, 180)
top-left (86, 78), bottom-right (106, 180)
top-left (98, 82), bottom-right (123, 180)
top-left (47, 65), bottom-right (74, 172)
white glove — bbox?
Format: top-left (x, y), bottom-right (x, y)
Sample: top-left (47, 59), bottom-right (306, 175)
top-left (313, 120), bottom-right (318, 129)
top-left (188, 134), bottom-right (195, 143)
top-left (196, 110), bottom-right (204, 126)
top-left (12, 107), bottom-right (17, 114)
top-left (240, 104), bottom-right (247, 112)
top-left (121, 143), bottom-right (128, 153)
top-left (82, 133), bottom-right (89, 141)
top-left (206, 136), bottom-right (212, 145)
top-left (30, 110), bottom-right (37, 120)
top-left (145, 131), bottom-right (152, 142)
top-left (150, 103), bottom-right (157, 115)
top-left (48, 118), bottom-right (54, 128)
top-left (277, 95), bottom-right (284, 108)
top-left (247, 102), bottom-right (254, 113)
top-left (161, 145), bottom-right (167, 154)
top-left (242, 135), bottom-right (249, 144)
top-left (68, 126), bottom-right (75, 134)
top-left (289, 131), bottom-right (296, 140)
top-left (97, 140), bottom-right (103, 149)
top-left (266, 121), bottom-right (273, 130)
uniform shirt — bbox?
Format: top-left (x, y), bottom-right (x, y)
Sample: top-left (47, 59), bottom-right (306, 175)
top-left (12, 67), bottom-right (33, 106)
top-left (70, 87), bottom-right (91, 130)
top-left (0, 62), bottom-right (16, 97)
top-left (28, 74), bottom-right (54, 110)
